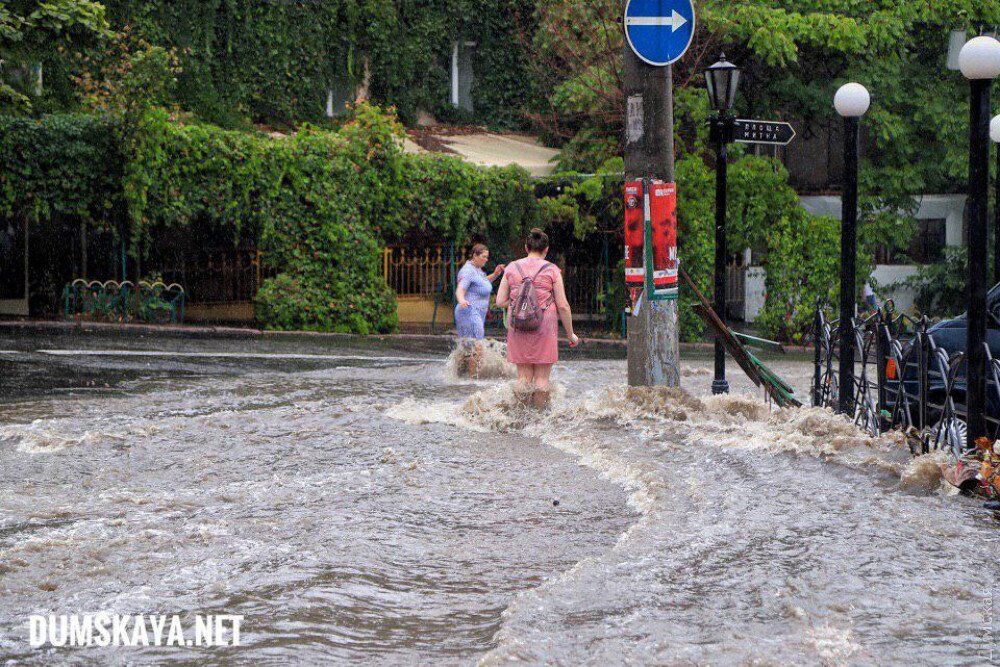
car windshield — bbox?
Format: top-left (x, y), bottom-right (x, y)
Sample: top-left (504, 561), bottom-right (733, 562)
top-left (949, 283), bottom-right (1000, 320)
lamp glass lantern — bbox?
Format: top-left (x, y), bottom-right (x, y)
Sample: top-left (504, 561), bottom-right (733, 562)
top-left (947, 29), bottom-right (967, 71)
top-left (705, 54), bottom-right (740, 113)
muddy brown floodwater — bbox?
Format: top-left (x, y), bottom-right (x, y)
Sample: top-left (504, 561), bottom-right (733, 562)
top-left (1, 339), bottom-right (999, 665)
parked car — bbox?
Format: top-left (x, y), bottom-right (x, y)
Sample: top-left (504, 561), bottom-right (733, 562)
top-left (886, 285), bottom-right (1000, 432)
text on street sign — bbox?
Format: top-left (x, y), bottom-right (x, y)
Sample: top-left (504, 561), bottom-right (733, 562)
top-left (734, 119), bottom-right (796, 146)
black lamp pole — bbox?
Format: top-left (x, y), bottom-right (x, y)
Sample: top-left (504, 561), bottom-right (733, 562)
top-left (711, 113), bottom-right (733, 395)
top-left (705, 54), bottom-right (739, 396)
top-left (967, 77), bottom-right (992, 443)
top-left (995, 141), bottom-right (1000, 285)
top-left (833, 82), bottom-right (869, 415)
top-left (838, 115), bottom-right (859, 414)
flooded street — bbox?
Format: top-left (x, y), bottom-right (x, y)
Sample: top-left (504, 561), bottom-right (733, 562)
top-left (2, 333), bottom-right (999, 664)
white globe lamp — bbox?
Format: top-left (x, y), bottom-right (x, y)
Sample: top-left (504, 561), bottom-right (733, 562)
top-left (959, 36), bottom-right (1000, 80)
top-left (834, 83), bottom-right (871, 118)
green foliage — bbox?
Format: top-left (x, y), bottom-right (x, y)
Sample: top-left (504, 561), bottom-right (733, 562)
top-left (385, 154), bottom-right (538, 259)
top-left (0, 0), bottom-right (110, 113)
top-left (903, 247), bottom-right (969, 317)
top-left (2, 104), bottom-right (534, 333)
top-left (122, 104), bottom-right (407, 333)
top-left (97, 0), bottom-right (538, 129)
top-left (75, 29), bottom-right (181, 123)
top-left (0, 113), bottom-right (121, 228)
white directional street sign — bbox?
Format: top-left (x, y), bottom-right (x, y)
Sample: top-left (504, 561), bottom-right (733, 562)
top-left (624, 0), bottom-right (696, 67)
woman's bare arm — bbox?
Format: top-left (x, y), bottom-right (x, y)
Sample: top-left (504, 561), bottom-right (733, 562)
top-left (456, 285), bottom-right (470, 308)
top-left (552, 272), bottom-right (577, 340)
top-left (495, 275), bottom-right (510, 308)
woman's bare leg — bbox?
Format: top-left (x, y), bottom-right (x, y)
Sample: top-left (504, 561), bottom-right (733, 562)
top-left (468, 342), bottom-right (483, 378)
top-left (532, 364), bottom-right (553, 409)
top-left (515, 364), bottom-right (535, 405)
top-left (516, 363), bottom-right (535, 384)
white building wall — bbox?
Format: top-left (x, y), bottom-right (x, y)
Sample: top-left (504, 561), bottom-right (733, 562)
top-left (798, 194), bottom-right (965, 315)
top-left (870, 264), bottom-right (921, 313)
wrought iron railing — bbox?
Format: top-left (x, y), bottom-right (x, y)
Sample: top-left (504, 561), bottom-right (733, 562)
top-left (63, 279), bottom-right (186, 324)
top-left (814, 302), bottom-right (1000, 459)
top-left (384, 246), bottom-right (457, 297)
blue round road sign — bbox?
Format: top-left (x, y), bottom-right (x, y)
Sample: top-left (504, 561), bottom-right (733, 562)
top-left (624, 0), bottom-right (695, 67)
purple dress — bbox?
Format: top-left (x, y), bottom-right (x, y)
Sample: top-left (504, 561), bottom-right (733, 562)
top-left (455, 262), bottom-right (492, 340)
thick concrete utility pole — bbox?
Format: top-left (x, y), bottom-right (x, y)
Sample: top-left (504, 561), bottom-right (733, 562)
top-left (623, 51), bottom-right (680, 387)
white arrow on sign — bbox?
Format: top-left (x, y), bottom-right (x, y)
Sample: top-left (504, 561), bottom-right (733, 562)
top-left (624, 10), bottom-right (688, 32)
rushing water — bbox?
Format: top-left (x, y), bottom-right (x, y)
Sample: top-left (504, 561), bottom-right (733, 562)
top-left (1, 340), bottom-right (999, 665)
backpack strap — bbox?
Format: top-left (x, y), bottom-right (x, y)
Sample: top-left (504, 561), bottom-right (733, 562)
top-left (530, 262), bottom-right (553, 281)
top-left (518, 261), bottom-right (554, 310)
top-left (511, 261), bottom-right (552, 286)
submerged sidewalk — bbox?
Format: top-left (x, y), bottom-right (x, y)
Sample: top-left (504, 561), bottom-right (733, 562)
top-left (0, 319), bottom-right (633, 358)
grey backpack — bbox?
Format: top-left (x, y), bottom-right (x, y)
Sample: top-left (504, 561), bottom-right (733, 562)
top-left (510, 262), bottom-right (553, 332)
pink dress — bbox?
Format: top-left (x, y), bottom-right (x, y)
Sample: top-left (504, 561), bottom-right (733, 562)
top-left (505, 257), bottom-right (561, 365)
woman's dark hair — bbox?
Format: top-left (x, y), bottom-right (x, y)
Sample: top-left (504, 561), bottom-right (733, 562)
top-left (525, 228), bottom-right (549, 253)
top-left (468, 243), bottom-right (488, 259)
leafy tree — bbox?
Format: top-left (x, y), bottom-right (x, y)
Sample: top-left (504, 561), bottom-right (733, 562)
top-left (532, 0), bottom-right (1000, 338)
top-left (0, 0), bottom-right (109, 112)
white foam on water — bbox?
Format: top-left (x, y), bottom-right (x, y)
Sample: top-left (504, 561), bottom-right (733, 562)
top-left (899, 449), bottom-right (952, 493)
top-left (448, 380), bottom-right (941, 665)
top-left (807, 623), bottom-right (861, 662)
top-left (0, 417), bottom-right (160, 453)
top-left (444, 339), bottom-right (517, 381)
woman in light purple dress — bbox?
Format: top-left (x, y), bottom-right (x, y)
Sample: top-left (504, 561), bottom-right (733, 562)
top-left (454, 244), bottom-right (504, 376)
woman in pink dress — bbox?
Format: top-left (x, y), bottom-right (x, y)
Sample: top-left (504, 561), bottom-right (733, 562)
top-left (495, 228), bottom-right (579, 409)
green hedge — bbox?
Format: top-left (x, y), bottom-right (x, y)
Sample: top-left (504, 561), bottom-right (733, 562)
top-left (0, 104), bottom-right (538, 333)
top-left (0, 114), bottom-right (122, 228)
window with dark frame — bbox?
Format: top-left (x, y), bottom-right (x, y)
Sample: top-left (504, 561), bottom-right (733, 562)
top-left (874, 218), bottom-right (947, 265)
top-left (909, 218), bottom-right (947, 265)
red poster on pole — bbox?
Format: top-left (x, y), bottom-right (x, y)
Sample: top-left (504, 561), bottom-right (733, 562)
top-left (649, 181), bottom-right (678, 294)
top-left (623, 181), bottom-right (644, 286)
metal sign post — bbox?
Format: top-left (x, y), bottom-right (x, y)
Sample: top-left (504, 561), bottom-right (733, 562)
top-left (708, 109), bottom-right (795, 395)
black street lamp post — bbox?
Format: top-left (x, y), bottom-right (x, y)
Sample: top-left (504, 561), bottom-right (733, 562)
top-left (705, 54), bottom-right (741, 395)
top-left (833, 83), bottom-right (871, 415)
top-left (959, 36), bottom-right (1000, 443)
top-left (993, 114), bottom-right (1000, 284)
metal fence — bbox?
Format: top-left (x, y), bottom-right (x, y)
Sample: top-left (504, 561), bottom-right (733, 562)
top-left (382, 245), bottom-right (619, 325)
top-left (155, 250), bottom-right (273, 304)
top-left (813, 303), bottom-right (1000, 459)
top-left (63, 279), bottom-right (186, 324)
top-left (383, 246), bottom-right (456, 297)
top-left (563, 264), bottom-right (614, 319)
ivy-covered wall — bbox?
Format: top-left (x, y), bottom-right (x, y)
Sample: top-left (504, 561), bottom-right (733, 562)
top-left (0, 114), bottom-right (122, 229)
top-left (100, 0), bottom-right (539, 128)
top-left (0, 105), bottom-right (538, 333)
